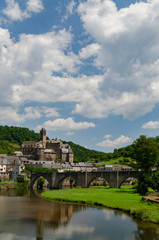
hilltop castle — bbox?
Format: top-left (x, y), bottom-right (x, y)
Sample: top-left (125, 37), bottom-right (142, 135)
top-left (21, 128), bottom-right (73, 164)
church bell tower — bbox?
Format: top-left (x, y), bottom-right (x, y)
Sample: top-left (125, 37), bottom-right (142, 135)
top-left (40, 128), bottom-right (46, 148)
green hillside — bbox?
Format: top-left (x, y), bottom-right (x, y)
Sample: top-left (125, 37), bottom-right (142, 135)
top-left (0, 125), bottom-right (107, 160)
top-left (62, 141), bottom-right (106, 162)
top-left (0, 125), bottom-right (40, 145)
top-left (0, 125), bottom-right (40, 155)
top-left (1, 125), bottom-right (159, 165)
top-left (0, 140), bottom-right (20, 155)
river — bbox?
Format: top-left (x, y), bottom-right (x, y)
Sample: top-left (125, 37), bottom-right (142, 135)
top-left (0, 189), bottom-right (159, 240)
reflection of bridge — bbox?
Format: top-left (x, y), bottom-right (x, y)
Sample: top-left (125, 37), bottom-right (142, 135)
top-left (30, 171), bottom-right (138, 189)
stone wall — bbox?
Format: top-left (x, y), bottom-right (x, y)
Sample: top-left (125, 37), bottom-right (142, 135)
top-left (46, 141), bottom-right (62, 156)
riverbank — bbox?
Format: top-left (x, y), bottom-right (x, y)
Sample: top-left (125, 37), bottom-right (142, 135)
top-left (0, 180), bottom-right (29, 190)
top-left (0, 182), bottom-right (16, 190)
top-left (41, 186), bottom-right (159, 224)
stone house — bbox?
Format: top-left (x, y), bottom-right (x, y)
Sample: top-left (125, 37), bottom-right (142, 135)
top-left (0, 155), bottom-right (24, 181)
top-left (0, 159), bottom-right (7, 173)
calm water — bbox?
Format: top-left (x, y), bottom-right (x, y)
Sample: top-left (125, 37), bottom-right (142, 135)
top-left (0, 189), bottom-right (159, 240)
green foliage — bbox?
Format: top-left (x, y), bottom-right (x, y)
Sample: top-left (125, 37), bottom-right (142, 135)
top-left (132, 135), bottom-right (159, 171)
top-left (62, 140), bottom-right (111, 162)
top-left (96, 157), bottom-right (133, 167)
top-left (69, 177), bottom-right (74, 183)
top-left (113, 145), bottom-right (134, 159)
top-left (25, 165), bottom-right (58, 173)
top-left (0, 178), bottom-right (2, 183)
top-left (0, 140), bottom-right (20, 155)
top-left (132, 135), bottom-right (159, 195)
top-left (147, 187), bottom-right (155, 194)
top-left (150, 171), bottom-right (159, 191)
top-left (16, 176), bottom-right (28, 188)
top-left (0, 125), bottom-right (41, 155)
top-left (37, 177), bottom-right (45, 189)
top-left (63, 170), bottom-right (76, 172)
top-left (0, 125), bottom-right (40, 145)
top-left (62, 141), bottom-right (136, 164)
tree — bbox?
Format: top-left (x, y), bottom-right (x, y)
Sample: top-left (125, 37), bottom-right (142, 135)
top-left (132, 135), bottom-right (159, 195)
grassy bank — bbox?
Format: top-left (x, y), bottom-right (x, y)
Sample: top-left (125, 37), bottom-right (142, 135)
top-left (0, 179), bottom-right (29, 190)
top-left (41, 186), bottom-right (159, 224)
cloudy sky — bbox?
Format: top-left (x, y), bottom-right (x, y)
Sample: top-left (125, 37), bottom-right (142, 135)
top-left (0, 0), bottom-right (159, 152)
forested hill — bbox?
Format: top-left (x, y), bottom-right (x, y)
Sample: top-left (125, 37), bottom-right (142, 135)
top-left (0, 125), bottom-right (106, 159)
top-left (62, 141), bottom-right (105, 162)
top-left (0, 125), bottom-right (40, 145)
top-left (1, 125), bottom-right (159, 164)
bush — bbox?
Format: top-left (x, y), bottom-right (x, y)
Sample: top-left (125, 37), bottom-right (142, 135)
top-left (25, 166), bottom-right (58, 173)
top-left (131, 208), bottom-right (145, 219)
top-left (147, 187), bottom-right (155, 194)
top-left (123, 158), bottom-right (130, 163)
top-left (0, 178), bottom-right (2, 183)
top-left (17, 176), bottom-right (28, 188)
top-left (37, 177), bottom-right (45, 189)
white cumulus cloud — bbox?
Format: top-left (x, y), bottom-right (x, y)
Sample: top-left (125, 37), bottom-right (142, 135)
top-left (3, 0), bottom-right (44, 21)
top-left (97, 135), bottom-right (132, 148)
top-left (3, 0), bottom-right (28, 21)
top-left (0, 106), bottom-right (59, 124)
top-left (142, 120), bottom-right (159, 129)
top-left (35, 117), bottom-right (95, 131)
top-left (26, 0), bottom-right (44, 13)
top-left (76, 0), bottom-right (159, 120)
top-left (40, 107), bottom-right (59, 118)
top-left (62, 0), bottom-right (76, 21)
top-left (0, 106), bottom-right (41, 124)
top-left (0, 27), bottom-right (81, 107)
top-left (79, 43), bottom-right (101, 60)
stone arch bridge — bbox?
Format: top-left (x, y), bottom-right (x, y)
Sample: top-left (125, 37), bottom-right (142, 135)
top-left (30, 171), bottom-right (138, 189)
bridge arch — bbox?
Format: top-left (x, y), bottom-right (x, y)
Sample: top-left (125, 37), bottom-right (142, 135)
top-left (30, 173), bottom-right (53, 189)
top-left (118, 171), bottom-right (138, 188)
top-left (119, 176), bottom-right (137, 188)
top-left (87, 172), bottom-right (112, 188)
top-left (88, 176), bottom-right (110, 187)
top-left (57, 175), bottom-right (77, 189)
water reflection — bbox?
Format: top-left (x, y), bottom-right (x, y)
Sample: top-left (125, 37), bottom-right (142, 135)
top-left (0, 189), bottom-right (159, 240)
top-left (0, 189), bottom-right (84, 239)
top-left (134, 225), bottom-right (159, 240)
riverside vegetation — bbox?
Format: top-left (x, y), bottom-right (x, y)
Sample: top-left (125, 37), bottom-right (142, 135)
top-left (41, 186), bottom-right (159, 224)
top-left (41, 135), bottom-right (159, 224)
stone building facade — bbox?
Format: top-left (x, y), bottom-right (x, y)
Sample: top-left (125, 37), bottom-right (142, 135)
top-left (21, 128), bottom-right (73, 164)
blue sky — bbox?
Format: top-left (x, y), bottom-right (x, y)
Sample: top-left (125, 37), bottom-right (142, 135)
top-left (0, 0), bottom-right (159, 152)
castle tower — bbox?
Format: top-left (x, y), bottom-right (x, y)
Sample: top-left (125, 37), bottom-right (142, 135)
top-left (40, 128), bottom-right (46, 148)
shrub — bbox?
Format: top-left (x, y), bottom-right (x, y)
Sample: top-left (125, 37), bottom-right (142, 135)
top-left (37, 177), bottom-right (45, 189)
top-left (17, 176), bottom-right (28, 188)
top-left (147, 187), bottom-right (155, 194)
top-left (25, 166), bottom-right (58, 173)
top-left (123, 158), bottom-right (130, 163)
